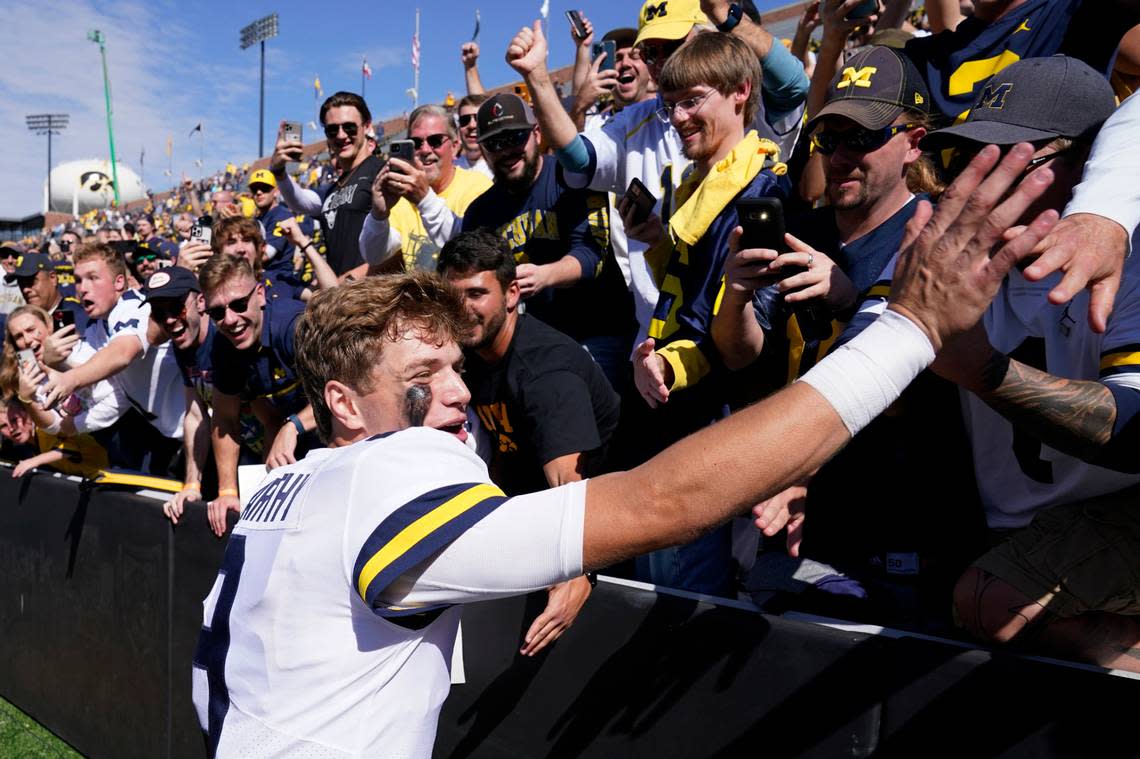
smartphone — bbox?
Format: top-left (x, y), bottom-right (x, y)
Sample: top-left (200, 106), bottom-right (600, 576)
top-left (111, 240), bottom-right (136, 258)
top-left (624, 177), bottom-right (657, 226)
top-left (388, 139), bottom-right (415, 166)
top-left (845, 0), bottom-right (878, 19)
top-left (283, 121), bottom-right (303, 145)
top-left (15, 348), bottom-right (38, 375)
top-left (566, 9), bottom-right (588, 40)
top-left (53, 308), bottom-right (75, 331)
top-left (592, 40), bottom-right (617, 72)
top-left (190, 215), bottom-right (213, 248)
top-left (736, 198), bottom-right (787, 254)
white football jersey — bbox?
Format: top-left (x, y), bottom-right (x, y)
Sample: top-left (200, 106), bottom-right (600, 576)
top-left (193, 427), bottom-right (585, 758)
top-left (71, 290), bottom-right (185, 438)
top-left (846, 256), bottom-right (1140, 528)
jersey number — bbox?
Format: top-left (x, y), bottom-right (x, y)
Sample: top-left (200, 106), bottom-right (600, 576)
top-left (194, 534), bottom-right (246, 757)
top-left (1008, 337), bottom-right (1054, 484)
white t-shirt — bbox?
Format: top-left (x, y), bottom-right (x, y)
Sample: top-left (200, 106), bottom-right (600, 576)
top-left (847, 255), bottom-right (1140, 528)
top-left (193, 427), bottom-right (586, 758)
top-left (70, 290), bottom-right (185, 439)
top-left (1065, 92), bottom-right (1140, 250)
top-left (454, 153), bottom-right (493, 180)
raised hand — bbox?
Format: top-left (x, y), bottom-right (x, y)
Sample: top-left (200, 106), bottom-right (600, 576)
top-left (889, 143), bottom-right (1059, 352)
top-left (506, 20), bottom-right (549, 78)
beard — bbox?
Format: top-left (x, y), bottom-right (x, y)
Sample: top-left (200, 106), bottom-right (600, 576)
top-left (493, 150), bottom-right (541, 192)
top-left (465, 306), bottom-right (508, 352)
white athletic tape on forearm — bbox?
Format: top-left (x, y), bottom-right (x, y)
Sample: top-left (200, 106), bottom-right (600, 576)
top-left (799, 309), bottom-right (934, 436)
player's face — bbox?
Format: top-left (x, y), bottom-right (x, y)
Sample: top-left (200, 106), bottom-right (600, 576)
top-left (822, 115), bottom-right (921, 212)
top-left (358, 329), bottom-right (471, 443)
top-left (443, 268), bottom-right (517, 351)
top-left (7, 312), bottom-right (48, 360)
top-left (207, 275), bottom-right (264, 351)
top-left (75, 258), bottom-right (126, 319)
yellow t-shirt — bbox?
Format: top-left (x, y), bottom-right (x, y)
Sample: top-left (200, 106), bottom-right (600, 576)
top-left (390, 167), bottom-right (492, 272)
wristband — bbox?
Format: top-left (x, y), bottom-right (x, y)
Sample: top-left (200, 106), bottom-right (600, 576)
top-left (798, 309), bottom-right (934, 435)
top-left (287, 414), bottom-right (305, 435)
top-left (302, 242), bottom-right (317, 253)
top-left (716, 2), bottom-right (744, 32)
top-left (181, 482), bottom-right (202, 493)
top-left (217, 488), bottom-right (239, 498)
top-left (17, 395), bottom-right (33, 405)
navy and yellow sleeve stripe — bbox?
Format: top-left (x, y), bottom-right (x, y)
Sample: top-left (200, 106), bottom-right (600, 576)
top-left (864, 280), bottom-right (891, 301)
top-left (352, 482), bottom-right (507, 618)
top-left (1101, 344), bottom-right (1140, 378)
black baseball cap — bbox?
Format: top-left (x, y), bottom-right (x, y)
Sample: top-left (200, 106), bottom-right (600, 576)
top-left (476, 94), bottom-right (536, 144)
top-left (921, 56), bottom-right (1116, 151)
top-left (140, 266), bottom-right (200, 301)
top-left (807, 46), bottom-right (930, 132)
top-left (5, 252), bottom-right (52, 282)
top-left (602, 28), bottom-right (638, 48)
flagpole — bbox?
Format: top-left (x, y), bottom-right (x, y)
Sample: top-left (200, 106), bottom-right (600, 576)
top-left (414, 8), bottom-right (420, 108)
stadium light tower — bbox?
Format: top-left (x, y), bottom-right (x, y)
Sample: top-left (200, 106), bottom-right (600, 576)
top-left (87, 30), bottom-right (121, 206)
top-left (240, 13), bottom-right (279, 158)
top-left (26, 114), bottom-right (69, 213)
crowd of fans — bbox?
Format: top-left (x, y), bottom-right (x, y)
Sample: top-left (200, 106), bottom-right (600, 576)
top-left (4, 0), bottom-right (1140, 669)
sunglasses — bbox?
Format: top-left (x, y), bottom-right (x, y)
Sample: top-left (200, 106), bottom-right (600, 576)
top-left (150, 299), bottom-right (188, 320)
top-left (637, 39), bottom-right (682, 68)
top-left (206, 284), bottom-right (258, 322)
top-left (0, 250), bottom-right (18, 260)
top-left (410, 133), bottom-right (452, 150)
top-left (480, 128), bottom-right (533, 154)
top-left (323, 121), bottom-right (360, 140)
top-left (811, 123), bottom-right (917, 155)
top-left (457, 113), bottom-right (478, 128)
top-left (136, 253), bottom-right (158, 263)
top-left (249, 184), bottom-right (274, 194)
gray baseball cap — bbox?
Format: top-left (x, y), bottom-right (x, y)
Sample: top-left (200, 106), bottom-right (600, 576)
top-left (807, 46), bottom-right (931, 132)
top-left (921, 56), bottom-right (1116, 151)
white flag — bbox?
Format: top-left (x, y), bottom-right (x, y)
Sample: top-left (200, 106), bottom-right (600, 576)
top-left (539, 0), bottom-right (549, 20)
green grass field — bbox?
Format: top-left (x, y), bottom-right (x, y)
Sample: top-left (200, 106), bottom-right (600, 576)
top-left (0, 696), bottom-right (82, 758)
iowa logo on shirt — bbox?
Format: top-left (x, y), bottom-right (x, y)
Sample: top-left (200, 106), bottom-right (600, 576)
top-left (475, 403), bottom-right (518, 454)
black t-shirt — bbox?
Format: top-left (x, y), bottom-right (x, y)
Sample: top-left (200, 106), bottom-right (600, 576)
top-left (464, 314), bottom-right (621, 496)
top-left (315, 154), bottom-right (382, 276)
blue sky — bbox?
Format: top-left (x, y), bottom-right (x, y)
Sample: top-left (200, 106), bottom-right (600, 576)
top-left (2, 0), bottom-right (789, 218)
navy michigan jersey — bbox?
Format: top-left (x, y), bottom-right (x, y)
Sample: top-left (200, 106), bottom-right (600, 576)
top-left (192, 427), bottom-right (585, 757)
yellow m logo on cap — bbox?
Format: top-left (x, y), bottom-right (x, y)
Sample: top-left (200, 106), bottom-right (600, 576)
top-left (837, 66), bottom-right (877, 89)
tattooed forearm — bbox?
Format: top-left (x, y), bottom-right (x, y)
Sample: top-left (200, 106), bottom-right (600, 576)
top-left (980, 357), bottom-right (1117, 462)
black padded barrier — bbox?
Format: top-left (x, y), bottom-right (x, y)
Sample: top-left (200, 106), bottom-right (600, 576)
top-left (0, 466), bottom-right (1137, 758)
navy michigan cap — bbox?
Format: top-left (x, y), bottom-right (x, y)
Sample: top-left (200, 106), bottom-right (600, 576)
top-left (141, 266), bottom-right (201, 301)
top-left (921, 56), bottom-right (1117, 151)
top-left (4, 252), bottom-right (52, 282)
top-left (807, 46), bottom-right (931, 132)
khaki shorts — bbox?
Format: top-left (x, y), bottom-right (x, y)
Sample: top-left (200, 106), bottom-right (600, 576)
top-left (974, 485), bottom-right (1140, 618)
